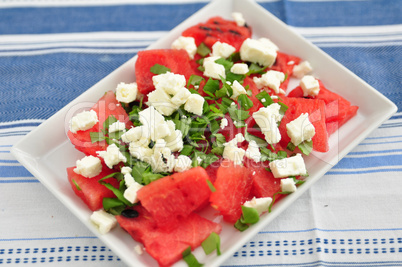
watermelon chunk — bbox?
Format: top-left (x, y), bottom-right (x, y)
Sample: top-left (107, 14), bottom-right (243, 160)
top-left (210, 159), bottom-right (252, 223)
top-left (182, 16), bottom-right (252, 51)
top-left (278, 97), bottom-right (329, 152)
top-left (116, 206), bottom-right (221, 267)
top-left (268, 51), bottom-right (301, 91)
top-left (287, 81), bottom-right (358, 135)
top-left (136, 167), bottom-right (212, 229)
top-left (67, 166), bottom-right (119, 211)
top-left (245, 160), bottom-right (281, 199)
top-left (67, 91), bottom-right (133, 156)
top-left (135, 49), bottom-right (195, 95)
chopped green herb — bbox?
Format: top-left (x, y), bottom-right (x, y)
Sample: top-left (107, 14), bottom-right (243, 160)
top-left (197, 42), bottom-right (211, 57)
top-left (240, 206), bottom-right (260, 224)
top-left (182, 246), bottom-right (203, 267)
top-left (201, 232), bottom-right (221, 255)
top-left (102, 197), bottom-right (126, 215)
top-left (150, 63), bottom-right (170, 75)
top-left (234, 219), bottom-right (249, 232)
top-left (203, 78), bottom-right (220, 96)
top-left (227, 104), bottom-right (250, 122)
top-left (247, 63), bottom-right (266, 75)
top-left (287, 142), bottom-right (296, 152)
top-left (268, 191), bottom-right (292, 212)
top-left (255, 91), bottom-right (274, 107)
top-left (99, 181), bottom-right (132, 207)
top-left (206, 180), bottom-right (216, 193)
top-left (187, 75), bottom-right (205, 88)
top-left (90, 131), bottom-right (106, 143)
top-left (72, 179), bottom-right (81, 191)
top-left (298, 140), bottom-right (313, 156)
top-left (237, 94), bottom-right (254, 110)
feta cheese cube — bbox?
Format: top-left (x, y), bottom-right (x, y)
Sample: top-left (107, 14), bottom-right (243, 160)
top-left (96, 144), bottom-right (127, 169)
top-left (123, 182), bottom-right (143, 204)
top-left (90, 210), bottom-right (117, 234)
top-left (108, 121), bottom-right (126, 133)
top-left (73, 155), bottom-right (102, 178)
top-left (252, 104), bottom-right (282, 144)
top-left (269, 153), bottom-right (307, 178)
top-left (170, 87), bottom-right (191, 107)
top-left (124, 173), bottom-right (136, 188)
top-left (115, 82), bottom-right (138, 104)
top-left (203, 56), bottom-right (226, 80)
top-left (245, 140), bottom-right (261, 163)
top-left (232, 12), bottom-right (246, 26)
top-left (230, 63), bottom-right (249, 75)
top-left (292, 61), bottom-right (313, 79)
top-left (121, 166), bottom-right (132, 175)
top-left (138, 106), bottom-right (165, 127)
top-left (134, 245), bottom-right (144, 255)
top-left (243, 197), bottom-right (272, 215)
top-left (129, 141), bottom-right (153, 162)
top-left (151, 145), bottom-right (175, 173)
top-left (280, 178), bottom-right (297, 193)
top-left (240, 38), bottom-right (277, 67)
top-left (152, 72), bottom-right (186, 95)
top-left (147, 88), bottom-right (176, 116)
top-left (121, 125), bottom-right (150, 145)
top-left (212, 41), bottom-right (236, 58)
top-left (184, 94), bottom-right (205, 116)
top-left (171, 36), bottom-right (197, 59)
top-left (230, 80), bottom-right (247, 100)
top-left (222, 145), bottom-right (245, 166)
top-left (220, 118), bottom-right (228, 129)
top-left (300, 75), bottom-right (320, 97)
top-left (286, 113), bottom-right (315, 146)
top-left (69, 109), bottom-right (98, 133)
top-left (253, 70), bottom-right (285, 94)
top-left (258, 38), bottom-right (279, 51)
top-left (152, 121), bottom-right (172, 141)
top-left (165, 129), bottom-right (183, 152)
top-left (174, 155), bottom-right (193, 172)
top-left (224, 133), bottom-right (245, 147)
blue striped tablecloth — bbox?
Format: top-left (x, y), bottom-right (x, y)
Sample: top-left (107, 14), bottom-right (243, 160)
top-left (1, 0), bottom-right (401, 266)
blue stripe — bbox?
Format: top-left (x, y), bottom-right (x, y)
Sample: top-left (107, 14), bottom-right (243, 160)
top-left (0, 45), bottom-right (147, 54)
top-left (334, 154), bottom-right (402, 169)
top-left (0, 179), bottom-right (39, 183)
top-left (0, 160), bottom-right (19, 163)
top-left (0, 122), bottom-right (42, 129)
top-left (359, 140), bottom-right (402, 146)
top-left (0, 3), bottom-right (206, 34)
top-left (259, 227), bottom-right (402, 234)
top-left (348, 149), bottom-right (402, 155)
top-left (0, 166), bottom-right (33, 177)
top-left (0, 236), bottom-right (97, 242)
top-left (327, 168), bottom-right (402, 175)
top-left (223, 261), bottom-right (402, 267)
top-left (365, 134), bottom-right (402, 140)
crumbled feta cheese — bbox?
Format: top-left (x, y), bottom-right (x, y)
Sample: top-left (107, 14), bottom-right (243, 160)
top-left (184, 94), bottom-right (205, 116)
top-left (134, 245), bottom-right (144, 255)
top-left (121, 166), bottom-right (132, 175)
top-left (97, 144), bottom-right (127, 169)
top-left (174, 155), bottom-right (193, 172)
top-left (129, 141), bottom-right (153, 162)
top-left (224, 133), bottom-right (245, 147)
top-left (203, 56), bottom-right (226, 80)
top-left (258, 38), bottom-right (279, 51)
top-left (121, 125), bottom-right (150, 145)
top-left (300, 75), bottom-right (320, 97)
top-left (171, 36), bottom-right (197, 59)
top-left (151, 142), bottom-right (175, 173)
top-left (73, 155), bottom-right (102, 178)
top-left (222, 145), bottom-right (245, 166)
top-left (252, 104), bottom-right (282, 144)
top-left (220, 118), bottom-right (228, 129)
top-left (232, 12), bottom-right (246, 26)
top-left (153, 121), bottom-right (173, 141)
top-left (245, 140), bottom-right (261, 163)
top-left (253, 70), bottom-right (285, 94)
top-left (269, 153), bottom-right (307, 178)
top-left (165, 129), bottom-right (183, 152)
top-left (90, 210), bottom-right (117, 235)
top-left (170, 86), bottom-right (191, 107)
top-left (69, 109), bottom-right (98, 133)
top-left (115, 82), bottom-right (138, 104)
top-left (147, 87), bottom-right (176, 116)
top-left (240, 38), bottom-right (277, 67)
top-left (293, 61), bottom-right (313, 79)
top-left (108, 121), bottom-right (126, 133)
top-left (243, 197), bottom-right (272, 215)
top-left (230, 63), bottom-right (249, 75)
top-left (212, 41), bottom-right (236, 58)
top-left (137, 106), bottom-right (172, 141)
top-left (124, 173), bottom-right (136, 188)
top-left (281, 178), bottom-right (297, 193)
top-left (286, 113), bottom-right (315, 146)
top-left (152, 72), bottom-right (186, 95)
top-left (124, 182), bottom-right (143, 204)
top-left (230, 80), bottom-right (247, 100)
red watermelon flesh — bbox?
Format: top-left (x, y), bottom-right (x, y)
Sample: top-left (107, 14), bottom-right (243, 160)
top-left (210, 159), bottom-right (252, 223)
top-left (182, 16), bottom-right (252, 51)
top-left (287, 81), bottom-right (358, 135)
top-left (67, 91), bottom-right (133, 156)
top-left (278, 97), bottom-right (329, 152)
top-left (116, 206), bottom-right (222, 267)
top-left (244, 159), bottom-right (281, 199)
top-left (137, 167), bottom-right (212, 230)
top-left (268, 51), bottom-right (301, 91)
top-left (67, 166), bottom-right (119, 211)
top-left (242, 76), bottom-right (264, 114)
top-left (135, 49), bottom-right (195, 95)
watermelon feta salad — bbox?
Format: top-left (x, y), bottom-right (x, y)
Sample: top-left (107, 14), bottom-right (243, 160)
top-left (66, 13), bottom-right (358, 266)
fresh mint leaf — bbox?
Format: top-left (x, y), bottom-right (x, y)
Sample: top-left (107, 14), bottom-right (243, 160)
top-left (255, 91), bottom-right (274, 107)
top-left (238, 94), bottom-right (254, 110)
top-left (182, 246), bottom-right (203, 267)
top-left (201, 232), bottom-right (221, 256)
top-left (150, 63), bottom-right (170, 75)
top-left (298, 140), bottom-right (313, 156)
top-left (197, 42), bottom-right (211, 57)
top-left (203, 78), bottom-right (220, 96)
top-left (247, 63), bottom-right (266, 75)
top-left (90, 131), bottom-right (106, 143)
top-left (240, 206), bottom-right (260, 224)
top-left (187, 75), bottom-right (205, 88)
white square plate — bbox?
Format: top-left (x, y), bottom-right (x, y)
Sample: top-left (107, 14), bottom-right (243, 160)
top-left (11, 0), bottom-right (397, 266)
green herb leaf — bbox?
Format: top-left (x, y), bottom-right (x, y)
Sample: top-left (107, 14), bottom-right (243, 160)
top-left (298, 140), bottom-right (313, 156)
top-left (215, 58), bottom-right (234, 72)
top-left (227, 104), bottom-right (250, 121)
top-left (255, 91), bottom-right (274, 107)
top-left (238, 94), bottom-right (254, 110)
top-left (240, 206), bottom-right (260, 224)
top-left (234, 220), bottom-right (249, 232)
top-left (206, 180), bottom-right (216, 192)
top-left (99, 181), bottom-right (132, 207)
top-left (268, 191), bottom-right (292, 212)
top-left (201, 232), bottom-right (221, 255)
top-left (203, 78), bottom-right (220, 96)
top-left (180, 145), bottom-right (194, 156)
top-left (287, 142), bottom-right (296, 152)
top-left (150, 63), bottom-right (170, 75)
top-left (187, 75), bottom-right (205, 88)
top-left (90, 131), bottom-right (106, 143)
top-left (103, 115), bottom-right (118, 130)
top-left (247, 63), bottom-right (266, 75)
top-left (182, 246), bottom-right (203, 267)
top-left (72, 179), bottom-right (81, 191)
top-left (197, 42), bottom-right (211, 57)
